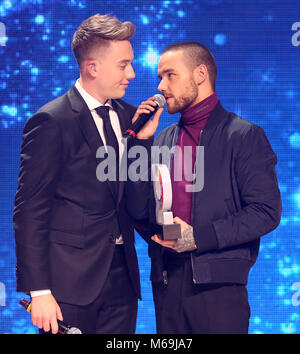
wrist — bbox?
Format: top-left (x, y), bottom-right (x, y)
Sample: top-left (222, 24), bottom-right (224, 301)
top-left (136, 132), bottom-right (153, 140)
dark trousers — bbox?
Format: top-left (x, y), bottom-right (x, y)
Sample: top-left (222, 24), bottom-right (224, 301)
top-left (152, 252), bottom-right (250, 334)
top-left (40, 245), bottom-right (138, 334)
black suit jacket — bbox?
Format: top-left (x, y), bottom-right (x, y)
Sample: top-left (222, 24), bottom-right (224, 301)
top-left (13, 84), bottom-right (147, 305)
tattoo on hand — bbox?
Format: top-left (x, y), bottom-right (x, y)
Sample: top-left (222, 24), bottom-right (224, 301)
top-left (173, 225), bottom-right (197, 253)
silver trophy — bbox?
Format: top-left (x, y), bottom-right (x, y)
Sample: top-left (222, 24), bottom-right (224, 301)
top-left (151, 164), bottom-right (181, 240)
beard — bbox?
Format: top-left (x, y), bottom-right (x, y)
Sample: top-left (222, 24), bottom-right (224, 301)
top-left (166, 79), bottom-right (199, 114)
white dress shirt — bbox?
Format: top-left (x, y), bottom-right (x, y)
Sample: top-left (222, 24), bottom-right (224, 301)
top-left (75, 79), bottom-right (125, 161)
top-left (30, 80), bottom-right (125, 298)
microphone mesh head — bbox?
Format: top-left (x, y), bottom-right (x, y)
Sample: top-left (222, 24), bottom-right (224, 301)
top-left (154, 94), bottom-right (166, 108)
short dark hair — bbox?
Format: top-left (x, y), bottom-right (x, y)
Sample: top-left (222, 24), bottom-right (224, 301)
top-left (72, 14), bottom-right (135, 68)
top-left (162, 41), bottom-right (217, 90)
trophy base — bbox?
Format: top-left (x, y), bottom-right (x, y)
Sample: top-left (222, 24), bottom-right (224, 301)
top-left (151, 223), bottom-right (181, 241)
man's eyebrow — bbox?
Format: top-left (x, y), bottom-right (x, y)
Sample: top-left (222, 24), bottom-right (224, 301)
top-left (157, 69), bottom-right (175, 79)
top-left (117, 58), bottom-right (133, 64)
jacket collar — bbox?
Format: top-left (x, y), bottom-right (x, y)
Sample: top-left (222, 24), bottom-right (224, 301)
top-left (202, 100), bottom-right (228, 132)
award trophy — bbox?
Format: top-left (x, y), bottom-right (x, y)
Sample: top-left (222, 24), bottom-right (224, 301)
top-left (151, 164), bottom-right (181, 240)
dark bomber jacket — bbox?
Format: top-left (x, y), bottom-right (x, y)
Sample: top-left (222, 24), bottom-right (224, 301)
top-left (129, 101), bottom-right (282, 285)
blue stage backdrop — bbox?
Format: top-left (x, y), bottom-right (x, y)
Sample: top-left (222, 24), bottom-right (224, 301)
top-left (0, 0), bottom-right (299, 334)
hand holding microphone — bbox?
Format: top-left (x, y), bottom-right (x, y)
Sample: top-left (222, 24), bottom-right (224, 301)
top-left (20, 298), bottom-right (82, 334)
top-left (26, 293), bottom-right (64, 334)
top-left (124, 94), bottom-right (166, 141)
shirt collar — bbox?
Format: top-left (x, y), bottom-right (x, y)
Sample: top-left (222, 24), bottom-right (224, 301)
top-left (75, 79), bottom-right (113, 111)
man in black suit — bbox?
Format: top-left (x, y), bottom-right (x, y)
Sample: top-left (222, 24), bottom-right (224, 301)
top-left (13, 14), bottom-right (163, 334)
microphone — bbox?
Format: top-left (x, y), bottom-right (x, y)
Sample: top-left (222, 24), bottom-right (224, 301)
top-left (19, 298), bottom-right (82, 334)
top-left (123, 94), bottom-right (166, 140)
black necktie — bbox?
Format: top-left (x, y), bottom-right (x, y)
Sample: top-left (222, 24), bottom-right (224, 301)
top-left (95, 106), bottom-right (119, 185)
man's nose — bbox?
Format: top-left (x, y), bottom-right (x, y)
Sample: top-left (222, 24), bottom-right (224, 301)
top-left (157, 80), bottom-right (165, 92)
top-left (127, 64), bottom-right (135, 80)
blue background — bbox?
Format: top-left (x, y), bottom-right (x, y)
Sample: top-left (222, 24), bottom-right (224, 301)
top-left (0, 0), bottom-right (300, 334)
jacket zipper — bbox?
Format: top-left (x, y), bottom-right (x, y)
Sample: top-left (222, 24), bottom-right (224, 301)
top-left (191, 129), bottom-right (203, 283)
top-left (161, 126), bottom-right (178, 285)
top-left (169, 125), bottom-right (179, 170)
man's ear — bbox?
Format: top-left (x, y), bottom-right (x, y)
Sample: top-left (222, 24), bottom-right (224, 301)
top-left (194, 64), bottom-right (208, 85)
top-left (86, 60), bottom-right (98, 77)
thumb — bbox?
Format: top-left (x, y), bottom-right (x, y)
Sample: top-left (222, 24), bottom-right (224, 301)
top-left (56, 304), bottom-right (63, 322)
top-left (131, 112), bottom-right (139, 124)
top-left (173, 216), bottom-right (181, 224)
top-left (173, 216), bottom-right (187, 227)
top-left (152, 107), bottom-right (164, 122)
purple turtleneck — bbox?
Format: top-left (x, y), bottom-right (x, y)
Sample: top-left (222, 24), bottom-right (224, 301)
top-left (171, 92), bottom-right (218, 224)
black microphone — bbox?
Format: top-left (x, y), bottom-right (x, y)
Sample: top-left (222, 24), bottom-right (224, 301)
top-left (19, 298), bottom-right (82, 334)
top-left (123, 94), bottom-right (166, 140)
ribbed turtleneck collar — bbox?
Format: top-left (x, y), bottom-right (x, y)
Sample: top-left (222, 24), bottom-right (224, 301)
top-left (180, 92), bottom-right (218, 126)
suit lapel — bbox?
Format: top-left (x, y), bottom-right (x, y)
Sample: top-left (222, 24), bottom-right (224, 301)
top-left (67, 85), bottom-right (117, 201)
top-left (111, 99), bottom-right (131, 206)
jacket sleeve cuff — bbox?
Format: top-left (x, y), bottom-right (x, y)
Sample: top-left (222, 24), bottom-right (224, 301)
top-left (194, 224), bottom-right (219, 253)
top-left (132, 136), bottom-right (154, 150)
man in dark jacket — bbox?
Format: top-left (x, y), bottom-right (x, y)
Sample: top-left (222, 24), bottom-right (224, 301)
top-left (131, 41), bottom-right (282, 334)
